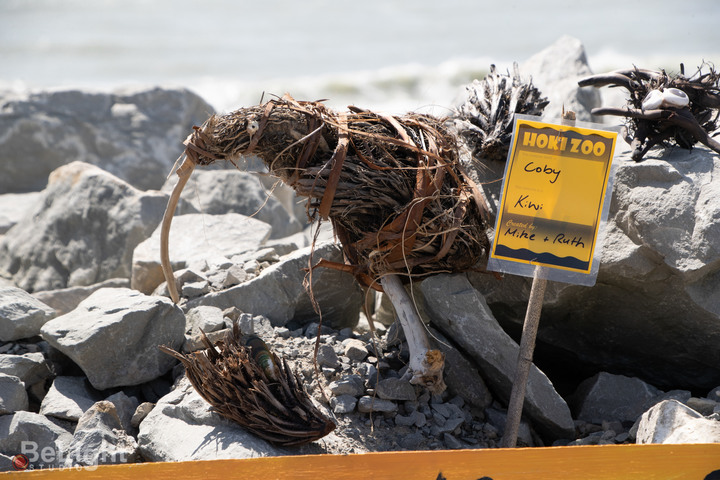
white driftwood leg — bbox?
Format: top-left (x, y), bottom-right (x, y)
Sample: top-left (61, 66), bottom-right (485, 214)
top-left (381, 274), bottom-right (446, 394)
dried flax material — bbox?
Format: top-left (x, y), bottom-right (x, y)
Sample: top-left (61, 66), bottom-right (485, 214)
top-left (180, 95), bottom-right (490, 288)
top-left (453, 63), bottom-right (548, 162)
top-left (160, 322), bottom-right (335, 446)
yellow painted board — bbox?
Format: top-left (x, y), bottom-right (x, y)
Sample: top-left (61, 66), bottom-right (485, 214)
top-left (3, 444), bottom-right (719, 479)
top-left (489, 117), bottom-right (618, 279)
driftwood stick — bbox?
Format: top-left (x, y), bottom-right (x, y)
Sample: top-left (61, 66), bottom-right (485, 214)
top-left (578, 73), bottom-right (639, 91)
top-left (381, 274), bottom-right (446, 394)
top-left (160, 156), bottom-right (196, 303)
top-left (590, 107), bottom-right (669, 120)
top-left (501, 267), bottom-right (547, 448)
top-left (611, 68), bottom-right (662, 80)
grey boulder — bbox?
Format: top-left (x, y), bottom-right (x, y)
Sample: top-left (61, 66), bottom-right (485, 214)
top-left (191, 242), bottom-right (362, 330)
top-left (131, 212), bottom-right (271, 295)
top-left (40, 288), bottom-right (185, 389)
top-left (570, 372), bottom-right (662, 424)
top-left (184, 305), bottom-right (226, 335)
top-left (636, 399), bottom-right (720, 444)
top-left (328, 375), bottom-right (365, 398)
top-left (161, 169), bottom-right (303, 239)
top-left (0, 162), bottom-right (169, 292)
top-left (0, 352), bottom-right (51, 387)
top-left (0, 411), bottom-right (74, 469)
top-left (104, 391), bottom-right (140, 434)
top-left (376, 377), bottom-right (416, 402)
top-left (0, 86), bottom-right (213, 193)
top-left (557, 148), bottom-right (720, 389)
top-left (430, 326), bottom-right (493, 410)
top-left (65, 401), bottom-right (139, 467)
top-left (33, 278), bottom-right (130, 316)
top-left (39, 376), bottom-right (101, 422)
top-left (0, 286), bottom-right (56, 341)
top-left (0, 374), bottom-right (28, 414)
top-left (420, 273), bottom-right (574, 439)
top-left (357, 396), bottom-right (397, 413)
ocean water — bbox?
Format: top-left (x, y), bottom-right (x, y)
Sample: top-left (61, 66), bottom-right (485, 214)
top-left (1, 0), bottom-right (718, 114)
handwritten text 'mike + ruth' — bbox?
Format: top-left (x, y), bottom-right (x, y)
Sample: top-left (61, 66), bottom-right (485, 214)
top-left (504, 222), bottom-right (586, 249)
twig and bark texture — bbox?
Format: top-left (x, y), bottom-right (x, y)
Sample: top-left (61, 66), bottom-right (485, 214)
top-left (579, 63), bottom-right (720, 161)
top-left (160, 322), bottom-right (335, 446)
top-left (170, 95), bottom-right (491, 289)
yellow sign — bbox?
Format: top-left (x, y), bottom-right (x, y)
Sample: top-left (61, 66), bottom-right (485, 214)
top-left (490, 118), bottom-right (617, 277)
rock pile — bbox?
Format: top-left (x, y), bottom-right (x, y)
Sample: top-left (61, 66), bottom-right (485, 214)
top-left (1, 36), bottom-right (720, 471)
top-left (0, 161), bottom-right (171, 293)
top-left (0, 86), bottom-right (213, 193)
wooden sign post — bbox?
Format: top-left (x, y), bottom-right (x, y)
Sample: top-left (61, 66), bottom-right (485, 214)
top-left (489, 112), bottom-right (618, 447)
top-left (501, 264), bottom-right (548, 448)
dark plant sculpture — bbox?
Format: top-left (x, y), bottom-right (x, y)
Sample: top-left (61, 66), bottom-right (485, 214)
top-left (579, 63), bottom-right (720, 161)
top-left (160, 321), bottom-right (336, 446)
